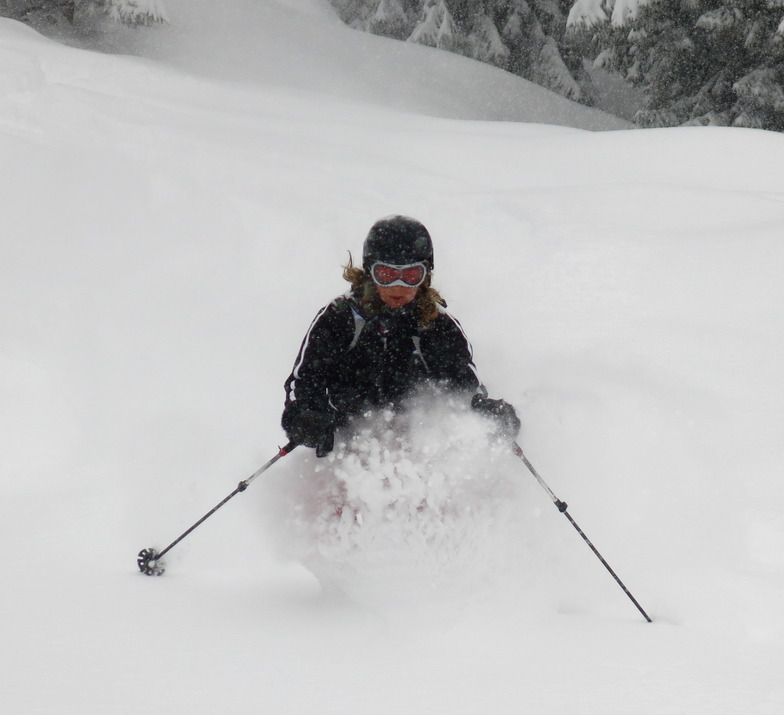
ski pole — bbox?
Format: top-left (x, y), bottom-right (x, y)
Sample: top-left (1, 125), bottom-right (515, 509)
top-left (137, 441), bottom-right (297, 576)
top-left (512, 442), bottom-right (652, 623)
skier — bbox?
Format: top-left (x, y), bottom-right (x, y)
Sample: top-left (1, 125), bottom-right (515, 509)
top-left (282, 215), bottom-right (520, 456)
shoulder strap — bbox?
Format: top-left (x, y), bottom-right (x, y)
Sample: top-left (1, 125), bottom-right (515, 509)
top-left (411, 335), bottom-right (430, 371)
top-left (348, 306), bottom-right (366, 351)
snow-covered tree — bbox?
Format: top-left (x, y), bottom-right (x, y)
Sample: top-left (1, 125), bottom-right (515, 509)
top-left (370, 0), bottom-right (410, 38)
top-left (568, 0), bottom-right (784, 131)
top-left (409, 0), bottom-right (459, 50)
top-left (330, 0), bottom-right (594, 103)
top-left (508, 0), bottom-right (587, 101)
top-left (1, 0), bottom-right (168, 29)
top-left (106, 0), bottom-right (167, 26)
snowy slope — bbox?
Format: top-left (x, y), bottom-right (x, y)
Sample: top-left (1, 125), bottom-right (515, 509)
top-left (96, 0), bottom-right (630, 129)
top-left (2, 2), bottom-right (784, 714)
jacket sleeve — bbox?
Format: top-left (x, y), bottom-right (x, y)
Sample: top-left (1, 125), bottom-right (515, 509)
top-left (282, 299), bottom-right (353, 432)
top-left (425, 309), bottom-right (486, 397)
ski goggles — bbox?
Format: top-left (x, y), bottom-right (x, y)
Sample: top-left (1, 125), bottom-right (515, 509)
top-left (370, 262), bottom-right (428, 288)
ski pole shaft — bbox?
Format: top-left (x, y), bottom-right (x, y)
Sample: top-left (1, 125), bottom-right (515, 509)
top-left (155, 441), bottom-right (297, 560)
top-left (512, 443), bottom-right (652, 623)
top-left (138, 442), bottom-right (296, 574)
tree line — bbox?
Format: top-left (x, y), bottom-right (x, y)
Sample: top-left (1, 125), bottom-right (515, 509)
top-left (0, 0), bottom-right (166, 28)
top-left (569, 0), bottom-right (784, 131)
top-left (334, 0), bottom-right (784, 131)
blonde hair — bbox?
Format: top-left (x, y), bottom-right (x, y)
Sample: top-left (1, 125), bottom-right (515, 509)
top-left (342, 253), bottom-right (445, 326)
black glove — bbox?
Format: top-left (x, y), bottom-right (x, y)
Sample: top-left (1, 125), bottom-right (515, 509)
top-left (471, 394), bottom-right (521, 439)
top-left (287, 409), bottom-right (335, 457)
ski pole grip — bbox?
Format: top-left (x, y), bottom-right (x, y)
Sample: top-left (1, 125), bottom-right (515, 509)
top-left (280, 441), bottom-right (297, 456)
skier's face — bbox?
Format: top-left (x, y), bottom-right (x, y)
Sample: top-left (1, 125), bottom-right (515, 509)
top-left (377, 284), bottom-right (418, 309)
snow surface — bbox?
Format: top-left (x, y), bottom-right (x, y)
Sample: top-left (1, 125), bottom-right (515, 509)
top-left (2, 0), bottom-right (784, 713)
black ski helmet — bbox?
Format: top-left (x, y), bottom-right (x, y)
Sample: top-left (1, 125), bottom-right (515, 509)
top-left (362, 215), bottom-right (434, 272)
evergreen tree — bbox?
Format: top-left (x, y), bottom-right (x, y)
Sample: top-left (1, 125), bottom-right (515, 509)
top-left (370, 0), bottom-right (410, 38)
top-left (107, 0), bottom-right (167, 26)
top-left (568, 0), bottom-right (784, 131)
top-left (1, 0), bottom-right (167, 28)
top-left (409, 0), bottom-right (459, 50)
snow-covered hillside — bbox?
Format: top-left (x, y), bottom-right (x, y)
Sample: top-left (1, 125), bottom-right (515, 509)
top-left (85, 0), bottom-right (630, 129)
top-left (2, 1), bottom-right (784, 713)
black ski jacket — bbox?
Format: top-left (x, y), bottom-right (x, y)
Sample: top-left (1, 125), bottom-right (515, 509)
top-left (282, 291), bottom-right (484, 432)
